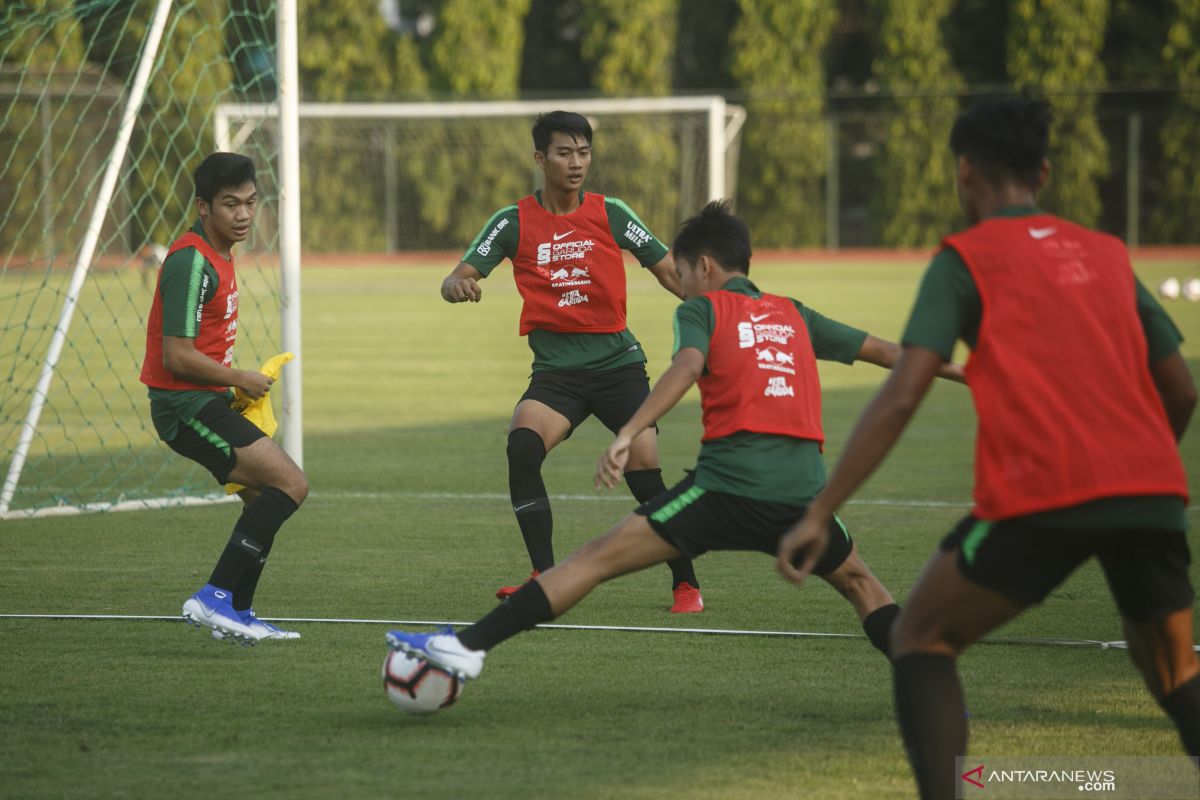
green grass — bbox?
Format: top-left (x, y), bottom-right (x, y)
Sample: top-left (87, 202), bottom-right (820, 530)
top-left (2, 259), bottom-right (1199, 799)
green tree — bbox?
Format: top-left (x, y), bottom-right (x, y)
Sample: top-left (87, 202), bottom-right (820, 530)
top-left (406, 0), bottom-right (531, 248)
top-left (0, 0), bottom-right (89, 259)
top-left (579, 0), bottom-right (682, 237)
top-left (74, 0), bottom-right (235, 249)
top-left (1007, 0), bottom-right (1109, 228)
top-left (1152, 0), bottom-right (1200, 244)
top-left (870, 0), bottom-right (965, 246)
top-left (297, 0), bottom-right (429, 250)
top-left (730, 0), bottom-right (836, 247)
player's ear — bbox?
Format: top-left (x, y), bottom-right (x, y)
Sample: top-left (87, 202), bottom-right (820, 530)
top-left (533, 148), bottom-right (546, 169)
top-left (1035, 158), bottom-right (1050, 192)
top-left (194, 195), bottom-right (209, 218)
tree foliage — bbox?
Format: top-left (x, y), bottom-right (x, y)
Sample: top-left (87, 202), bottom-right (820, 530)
top-left (870, 0), bottom-right (965, 246)
top-left (1008, 0), bottom-right (1110, 227)
top-left (1151, 0), bottom-right (1200, 243)
top-left (580, 0), bottom-right (682, 238)
top-left (730, 0), bottom-right (836, 247)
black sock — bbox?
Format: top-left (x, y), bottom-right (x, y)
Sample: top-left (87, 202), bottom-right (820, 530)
top-left (458, 579), bottom-right (554, 652)
top-left (1160, 673), bottom-right (1200, 756)
top-left (208, 487), bottom-right (297, 603)
top-left (893, 653), bottom-right (967, 800)
top-left (862, 603), bottom-right (901, 659)
top-left (507, 428), bottom-right (554, 572)
top-left (625, 468), bottom-right (699, 590)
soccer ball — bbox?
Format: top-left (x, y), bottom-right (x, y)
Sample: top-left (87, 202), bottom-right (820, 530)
top-left (1184, 278), bottom-right (1200, 302)
top-left (1158, 277), bottom-right (1181, 300)
top-left (382, 650), bottom-right (462, 715)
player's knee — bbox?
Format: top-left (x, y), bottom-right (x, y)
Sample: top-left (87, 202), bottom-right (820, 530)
top-left (507, 428), bottom-right (546, 472)
top-left (278, 468), bottom-right (308, 506)
top-left (891, 610), bottom-right (961, 660)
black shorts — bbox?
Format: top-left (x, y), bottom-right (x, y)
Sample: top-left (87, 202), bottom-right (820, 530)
top-left (636, 473), bottom-right (854, 575)
top-left (165, 396), bottom-right (266, 485)
top-left (941, 515), bottom-right (1194, 619)
top-left (520, 364), bottom-right (655, 438)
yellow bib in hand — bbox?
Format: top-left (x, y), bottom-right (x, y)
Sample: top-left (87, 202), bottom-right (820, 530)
top-left (225, 351), bottom-right (295, 494)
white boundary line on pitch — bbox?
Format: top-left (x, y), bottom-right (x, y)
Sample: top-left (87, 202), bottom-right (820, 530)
top-left (312, 490), bottom-right (977, 509)
top-left (0, 613), bottom-right (1183, 650)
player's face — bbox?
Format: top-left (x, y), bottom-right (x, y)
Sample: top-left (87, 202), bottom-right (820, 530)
top-left (675, 255), bottom-right (706, 300)
top-left (536, 132), bottom-right (591, 193)
top-left (198, 181), bottom-right (258, 245)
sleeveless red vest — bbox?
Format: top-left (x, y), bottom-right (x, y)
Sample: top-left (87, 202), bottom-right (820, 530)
top-left (698, 290), bottom-right (824, 444)
top-left (140, 232), bottom-right (239, 392)
top-left (512, 193), bottom-right (628, 335)
top-left (945, 214), bottom-right (1188, 519)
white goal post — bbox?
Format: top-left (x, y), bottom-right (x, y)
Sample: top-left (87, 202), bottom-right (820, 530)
top-left (214, 96), bottom-right (746, 255)
top-left (0, 0), bottom-right (302, 520)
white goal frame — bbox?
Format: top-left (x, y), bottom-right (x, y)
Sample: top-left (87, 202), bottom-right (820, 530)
top-left (215, 95), bottom-right (746, 212)
top-left (0, 0), bottom-right (303, 519)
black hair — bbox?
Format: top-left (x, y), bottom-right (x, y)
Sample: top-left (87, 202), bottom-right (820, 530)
top-left (949, 94), bottom-right (1052, 188)
top-left (672, 200), bottom-right (752, 275)
top-left (532, 111), bottom-right (593, 153)
top-left (194, 152), bottom-right (256, 205)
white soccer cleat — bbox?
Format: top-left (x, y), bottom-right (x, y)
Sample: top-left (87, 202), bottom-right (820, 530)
top-left (385, 628), bottom-right (485, 681)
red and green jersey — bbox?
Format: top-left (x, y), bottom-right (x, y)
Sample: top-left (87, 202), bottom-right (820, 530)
top-left (903, 206), bottom-right (1188, 531)
top-left (141, 223), bottom-right (239, 392)
top-left (699, 289), bottom-right (823, 444)
top-left (512, 192), bottom-right (628, 335)
top-left (674, 277), bottom-right (868, 504)
top-left (463, 191), bottom-right (668, 372)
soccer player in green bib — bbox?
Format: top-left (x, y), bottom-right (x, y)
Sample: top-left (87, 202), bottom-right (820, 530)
top-left (778, 96), bottom-right (1198, 799)
top-left (440, 110), bottom-right (703, 612)
top-left (387, 201), bottom-right (964, 682)
top-left (140, 153), bottom-right (308, 644)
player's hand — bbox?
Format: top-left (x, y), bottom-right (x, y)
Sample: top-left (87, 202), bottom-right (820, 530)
top-left (442, 277), bottom-right (482, 303)
top-left (776, 512), bottom-right (830, 586)
top-left (940, 362), bottom-right (967, 384)
top-left (596, 435), bottom-right (632, 489)
top-left (236, 370), bottom-right (273, 400)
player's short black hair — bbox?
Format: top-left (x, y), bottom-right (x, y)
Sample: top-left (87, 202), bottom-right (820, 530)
top-left (949, 94), bottom-right (1052, 188)
top-left (532, 111), bottom-right (593, 153)
top-left (194, 152), bottom-right (256, 205)
top-left (673, 200), bottom-right (752, 275)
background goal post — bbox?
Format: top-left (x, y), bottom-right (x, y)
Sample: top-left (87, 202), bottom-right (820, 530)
top-left (214, 96), bottom-right (746, 254)
top-left (0, 0), bottom-right (302, 519)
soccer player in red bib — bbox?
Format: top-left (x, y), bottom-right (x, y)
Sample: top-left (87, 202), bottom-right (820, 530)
top-left (439, 111), bottom-right (703, 612)
top-left (778, 96), bottom-right (1198, 799)
top-left (141, 153), bottom-right (308, 644)
top-left (386, 201), bottom-right (964, 682)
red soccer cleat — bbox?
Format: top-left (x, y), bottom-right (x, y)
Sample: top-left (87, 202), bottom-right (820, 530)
top-left (496, 570), bottom-right (540, 601)
top-left (670, 582), bottom-right (704, 613)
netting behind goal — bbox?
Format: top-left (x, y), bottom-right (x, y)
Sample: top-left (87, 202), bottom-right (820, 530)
top-left (0, 0), bottom-right (285, 517)
top-left (217, 99), bottom-right (744, 252)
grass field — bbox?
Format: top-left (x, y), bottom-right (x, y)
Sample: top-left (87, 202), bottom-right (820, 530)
top-left (2, 257), bottom-right (1199, 799)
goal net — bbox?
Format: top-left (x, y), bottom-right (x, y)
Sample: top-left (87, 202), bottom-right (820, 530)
top-left (0, 0), bottom-right (299, 518)
top-left (215, 97), bottom-right (745, 253)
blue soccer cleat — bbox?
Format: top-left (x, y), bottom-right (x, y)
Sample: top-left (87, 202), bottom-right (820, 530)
top-left (385, 628), bottom-right (485, 681)
top-left (211, 608), bottom-right (300, 641)
top-left (182, 584), bottom-right (262, 645)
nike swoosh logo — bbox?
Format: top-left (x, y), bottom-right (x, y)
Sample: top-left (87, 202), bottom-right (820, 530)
top-left (513, 501), bottom-right (538, 512)
top-left (750, 313), bottom-right (773, 322)
top-left (553, 230), bottom-right (574, 241)
top-left (239, 538), bottom-right (262, 553)
top-left (1028, 226), bottom-right (1057, 239)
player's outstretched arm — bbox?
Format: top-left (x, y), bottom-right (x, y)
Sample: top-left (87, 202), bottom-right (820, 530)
top-left (856, 335), bottom-right (966, 383)
top-left (1149, 351), bottom-right (1198, 442)
top-left (777, 345), bottom-right (944, 584)
top-left (596, 347), bottom-right (704, 488)
top-left (441, 261), bottom-right (485, 303)
top-left (647, 255), bottom-right (685, 300)
top-left (162, 336), bottom-right (272, 398)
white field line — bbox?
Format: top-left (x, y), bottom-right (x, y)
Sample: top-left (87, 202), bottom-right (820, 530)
top-left (0, 613), bottom-right (1184, 650)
